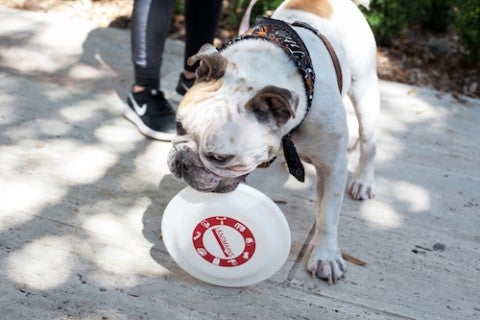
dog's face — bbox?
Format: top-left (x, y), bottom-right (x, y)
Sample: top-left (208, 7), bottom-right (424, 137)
top-left (168, 44), bottom-right (299, 193)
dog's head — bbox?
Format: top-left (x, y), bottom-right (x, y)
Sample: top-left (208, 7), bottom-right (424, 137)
top-left (168, 44), bottom-right (300, 193)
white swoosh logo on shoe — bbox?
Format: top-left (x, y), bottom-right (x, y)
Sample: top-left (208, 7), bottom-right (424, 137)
top-left (180, 82), bottom-right (190, 93)
top-left (130, 95), bottom-right (147, 116)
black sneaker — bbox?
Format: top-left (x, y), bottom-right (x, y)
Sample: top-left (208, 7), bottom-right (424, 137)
top-left (170, 73), bottom-right (195, 104)
top-left (124, 88), bottom-right (176, 141)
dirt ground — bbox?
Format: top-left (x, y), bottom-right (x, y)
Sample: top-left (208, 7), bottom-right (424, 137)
top-left (1, 0), bottom-right (478, 100)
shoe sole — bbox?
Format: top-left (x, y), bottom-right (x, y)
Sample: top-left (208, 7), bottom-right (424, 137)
top-left (123, 106), bottom-right (174, 141)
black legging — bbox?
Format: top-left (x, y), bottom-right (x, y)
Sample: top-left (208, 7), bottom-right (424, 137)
top-left (131, 0), bottom-right (223, 89)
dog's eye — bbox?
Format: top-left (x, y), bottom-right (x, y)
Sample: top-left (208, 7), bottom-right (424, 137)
top-left (176, 121), bottom-right (186, 135)
top-left (205, 153), bottom-right (234, 164)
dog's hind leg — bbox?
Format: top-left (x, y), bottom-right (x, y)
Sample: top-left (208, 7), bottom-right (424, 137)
top-left (347, 69), bottom-right (380, 200)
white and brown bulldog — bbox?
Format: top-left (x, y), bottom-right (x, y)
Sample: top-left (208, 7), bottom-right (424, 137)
top-left (167, 0), bottom-right (380, 284)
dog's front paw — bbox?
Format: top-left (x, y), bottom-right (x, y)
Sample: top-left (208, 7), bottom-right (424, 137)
top-left (307, 243), bottom-right (346, 284)
top-left (348, 174), bottom-right (375, 200)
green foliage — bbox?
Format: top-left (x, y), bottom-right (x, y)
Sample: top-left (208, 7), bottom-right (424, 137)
top-left (362, 0), bottom-right (409, 45)
top-left (416, 0), bottom-right (453, 32)
top-left (364, 0), bottom-right (479, 65)
top-left (363, 0), bottom-right (454, 44)
top-left (223, 0), bottom-right (283, 29)
top-left (174, 0), bottom-right (184, 14)
top-left (453, 0), bottom-right (480, 65)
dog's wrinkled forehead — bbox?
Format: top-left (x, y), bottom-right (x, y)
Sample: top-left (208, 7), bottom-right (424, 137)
top-left (177, 79), bottom-right (223, 114)
top-left (176, 48), bottom-right (248, 140)
top-left (176, 80), bottom-right (235, 139)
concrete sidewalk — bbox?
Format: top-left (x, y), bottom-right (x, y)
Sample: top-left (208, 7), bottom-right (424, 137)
top-left (1, 6), bottom-right (479, 320)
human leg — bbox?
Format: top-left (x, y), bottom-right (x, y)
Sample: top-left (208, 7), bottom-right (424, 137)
top-left (125, 0), bottom-right (177, 141)
top-left (183, 0), bottom-right (223, 74)
top-left (172, 0), bottom-right (223, 102)
top-left (131, 0), bottom-right (176, 90)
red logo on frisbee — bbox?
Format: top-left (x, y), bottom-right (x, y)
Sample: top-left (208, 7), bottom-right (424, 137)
top-left (192, 216), bottom-right (256, 267)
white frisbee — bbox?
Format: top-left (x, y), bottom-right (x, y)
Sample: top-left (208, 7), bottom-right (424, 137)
top-left (161, 183), bottom-right (291, 287)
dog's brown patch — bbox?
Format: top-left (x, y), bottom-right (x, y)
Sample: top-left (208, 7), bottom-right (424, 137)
top-left (177, 80), bottom-right (223, 114)
top-left (283, 0), bottom-right (333, 18)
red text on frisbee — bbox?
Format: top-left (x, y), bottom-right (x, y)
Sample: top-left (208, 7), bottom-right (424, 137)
top-left (192, 216), bottom-right (256, 267)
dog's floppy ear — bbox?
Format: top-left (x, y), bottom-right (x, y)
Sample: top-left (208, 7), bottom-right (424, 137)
top-left (245, 86), bottom-right (299, 127)
top-left (187, 44), bottom-right (227, 82)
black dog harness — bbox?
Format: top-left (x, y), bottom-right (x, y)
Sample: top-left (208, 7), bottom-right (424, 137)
top-left (220, 17), bottom-right (343, 182)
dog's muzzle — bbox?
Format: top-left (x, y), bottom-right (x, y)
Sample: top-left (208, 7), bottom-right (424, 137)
top-left (168, 145), bottom-right (246, 193)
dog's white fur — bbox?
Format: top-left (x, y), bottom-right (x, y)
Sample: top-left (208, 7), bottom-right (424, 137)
top-left (168, 0), bottom-right (380, 283)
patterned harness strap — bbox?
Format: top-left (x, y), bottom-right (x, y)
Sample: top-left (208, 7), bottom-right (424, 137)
top-left (221, 16), bottom-right (316, 114)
